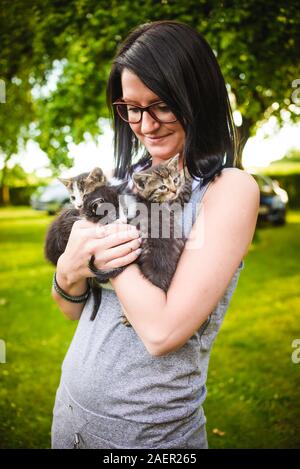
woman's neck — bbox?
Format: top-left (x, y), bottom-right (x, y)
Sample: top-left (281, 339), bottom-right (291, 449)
top-left (151, 153), bottom-right (184, 169)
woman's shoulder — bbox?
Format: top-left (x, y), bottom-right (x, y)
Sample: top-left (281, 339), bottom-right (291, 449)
top-left (205, 167), bottom-right (259, 201)
top-left (201, 167), bottom-right (260, 222)
top-left (221, 167), bottom-right (258, 185)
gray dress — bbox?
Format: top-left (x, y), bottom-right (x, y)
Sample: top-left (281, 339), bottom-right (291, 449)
top-left (51, 170), bottom-right (244, 449)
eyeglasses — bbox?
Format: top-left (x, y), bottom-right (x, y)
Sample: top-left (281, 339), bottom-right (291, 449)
top-left (112, 99), bottom-right (178, 124)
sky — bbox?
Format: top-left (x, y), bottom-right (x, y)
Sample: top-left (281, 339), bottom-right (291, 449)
top-left (242, 119), bottom-right (300, 169)
top-left (6, 117), bottom-right (300, 179)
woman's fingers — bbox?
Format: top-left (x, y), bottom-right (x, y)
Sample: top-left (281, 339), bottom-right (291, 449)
top-left (69, 220), bottom-right (141, 275)
top-left (102, 246), bottom-right (142, 270)
top-left (102, 237), bottom-right (142, 263)
top-left (74, 219), bottom-right (139, 241)
top-left (87, 228), bottom-right (140, 253)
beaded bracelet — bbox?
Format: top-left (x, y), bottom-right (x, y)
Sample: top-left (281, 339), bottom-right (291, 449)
top-left (52, 272), bottom-right (90, 303)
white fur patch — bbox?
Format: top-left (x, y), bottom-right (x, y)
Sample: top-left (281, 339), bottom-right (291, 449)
top-left (73, 181), bottom-right (83, 209)
top-left (108, 177), bottom-right (125, 186)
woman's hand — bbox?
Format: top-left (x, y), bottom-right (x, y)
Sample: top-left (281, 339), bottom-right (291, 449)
top-left (56, 219), bottom-right (142, 288)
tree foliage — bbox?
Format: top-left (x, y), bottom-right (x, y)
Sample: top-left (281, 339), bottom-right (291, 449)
top-left (0, 0), bottom-right (300, 176)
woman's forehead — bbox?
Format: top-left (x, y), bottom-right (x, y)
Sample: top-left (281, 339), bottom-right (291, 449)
top-left (121, 68), bottom-right (160, 105)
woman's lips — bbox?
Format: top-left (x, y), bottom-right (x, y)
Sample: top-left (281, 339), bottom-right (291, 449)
top-left (145, 134), bottom-right (171, 143)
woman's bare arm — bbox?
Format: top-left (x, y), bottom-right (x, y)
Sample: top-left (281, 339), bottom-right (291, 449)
top-left (51, 257), bottom-right (89, 321)
top-left (111, 169), bottom-right (260, 356)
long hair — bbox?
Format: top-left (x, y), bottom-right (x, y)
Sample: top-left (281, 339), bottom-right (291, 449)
top-left (106, 20), bottom-right (239, 184)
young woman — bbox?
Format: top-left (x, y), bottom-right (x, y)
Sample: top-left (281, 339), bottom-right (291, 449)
top-left (51, 20), bottom-right (259, 449)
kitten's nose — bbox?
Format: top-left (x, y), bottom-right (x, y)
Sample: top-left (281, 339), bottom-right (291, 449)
top-left (76, 204), bottom-right (83, 209)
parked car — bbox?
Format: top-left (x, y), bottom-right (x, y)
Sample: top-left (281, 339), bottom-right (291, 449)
top-left (249, 171), bottom-right (288, 225)
top-left (30, 181), bottom-right (71, 215)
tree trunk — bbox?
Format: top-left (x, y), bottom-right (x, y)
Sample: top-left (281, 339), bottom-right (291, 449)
top-left (0, 185), bottom-right (10, 205)
top-left (236, 116), bottom-right (253, 169)
top-left (0, 154), bottom-right (11, 205)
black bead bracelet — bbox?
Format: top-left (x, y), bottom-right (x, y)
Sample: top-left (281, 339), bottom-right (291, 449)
top-left (52, 272), bottom-right (90, 303)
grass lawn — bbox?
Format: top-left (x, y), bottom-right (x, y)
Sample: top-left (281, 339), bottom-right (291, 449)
top-left (252, 161), bottom-right (300, 176)
top-left (0, 206), bottom-right (299, 448)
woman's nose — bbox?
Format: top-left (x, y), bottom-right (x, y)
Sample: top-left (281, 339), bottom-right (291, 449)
top-left (140, 111), bottom-right (160, 134)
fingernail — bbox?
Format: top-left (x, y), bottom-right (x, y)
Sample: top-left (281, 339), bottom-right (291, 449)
top-left (135, 248), bottom-right (142, 255)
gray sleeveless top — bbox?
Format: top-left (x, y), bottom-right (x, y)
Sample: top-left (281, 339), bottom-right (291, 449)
top-left (59, 170), bottom-right (244, 430)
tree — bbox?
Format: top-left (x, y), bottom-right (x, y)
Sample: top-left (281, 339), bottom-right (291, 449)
top-left (0, 0), bottom-right (300, 195)
top-left (0, 0), bottom-right (37, 202)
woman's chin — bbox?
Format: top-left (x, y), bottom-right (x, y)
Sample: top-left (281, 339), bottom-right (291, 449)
top-left (147, 147), bottom-right (181, 163)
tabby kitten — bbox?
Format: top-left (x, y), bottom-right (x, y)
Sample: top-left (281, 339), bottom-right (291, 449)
top-left (131, 154), bottom-right (193, 292)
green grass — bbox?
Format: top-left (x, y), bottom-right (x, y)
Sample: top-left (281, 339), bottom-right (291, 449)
top-left (250, 161), bottom-right (300, 176)
top-left (0, 206), bottom-right (300, 448)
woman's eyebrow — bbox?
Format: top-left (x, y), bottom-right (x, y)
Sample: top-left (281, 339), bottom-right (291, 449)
top-left (121, 97), bottom-right (161, 104)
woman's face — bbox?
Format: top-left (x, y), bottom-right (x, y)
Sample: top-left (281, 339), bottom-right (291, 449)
top-left (121, 68), bottom-right (186, 168)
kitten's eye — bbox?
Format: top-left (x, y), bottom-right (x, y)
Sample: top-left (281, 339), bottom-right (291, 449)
top-left (160, 185), bottom-right (167, 190)
top-left (91, 203), bottom-right (98, 214)
top-left (173, 177), bottom-right (179, 184)
top-left (70, 196), bottom-right (75, 201)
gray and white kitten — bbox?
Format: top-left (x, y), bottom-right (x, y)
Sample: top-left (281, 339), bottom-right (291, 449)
top-left (45, 167), bottom-right (121, 321)
top-left (58, 167), bottom-right (108, 209)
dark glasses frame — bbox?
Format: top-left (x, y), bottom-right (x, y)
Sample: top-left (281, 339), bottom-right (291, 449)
top-left (112, 99), bottom-right (178, 124)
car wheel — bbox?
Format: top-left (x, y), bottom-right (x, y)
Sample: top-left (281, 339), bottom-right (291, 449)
top-left (273, 217), bottom-right (286, 226)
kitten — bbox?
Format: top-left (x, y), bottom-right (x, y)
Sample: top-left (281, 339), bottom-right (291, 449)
top-left (45, 167), bottom-right (109, 264)
top-left (58, 167), bottom-right (107, 209)
top-left (131, 154), bottom-right (193, 292)
top-left (44, 168), bottom-right (116, 320)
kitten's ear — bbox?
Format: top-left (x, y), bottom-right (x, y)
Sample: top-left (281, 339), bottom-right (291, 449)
top-left (167, 153), bottom-right (180, 170)
top-left (86, 167), bottom-right (107, 184)
top-left (58, 177), bottom-right (72, 188)
top-left (132, 173), bottom-right (150, 191)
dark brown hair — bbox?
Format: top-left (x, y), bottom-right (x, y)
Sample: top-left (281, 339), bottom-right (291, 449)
top-left (106, 20), bottom-right (238, 184)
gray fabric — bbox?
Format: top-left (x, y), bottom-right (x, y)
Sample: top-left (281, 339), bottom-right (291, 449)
top-left (51, 173), bottom-right (244, 449)
top-left (51, 382), bottom-right (208, 449)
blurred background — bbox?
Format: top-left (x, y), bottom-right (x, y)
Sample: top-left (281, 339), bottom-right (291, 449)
top-left (0, 0), bottom-right (299, 449)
